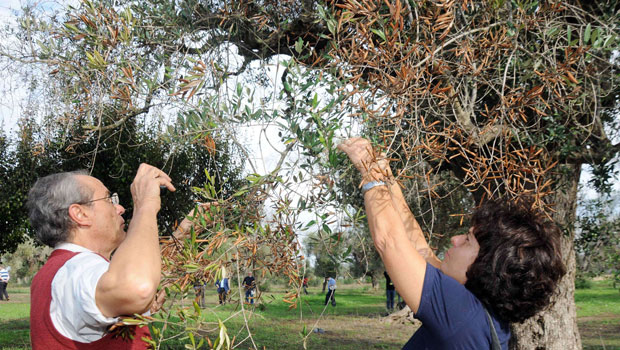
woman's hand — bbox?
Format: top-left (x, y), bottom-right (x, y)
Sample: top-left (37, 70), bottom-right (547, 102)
top-left (337, 137), bottom-right (391, 183)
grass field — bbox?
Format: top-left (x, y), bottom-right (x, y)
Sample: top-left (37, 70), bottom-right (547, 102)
top-left (0, 287), bottom-right (30, 350)
top-left (1, 280), bottom-right (618, 349)
top-left (151, 285), bottom-right (413, 349)
top-left (575, 279), bottom-right (620, 350)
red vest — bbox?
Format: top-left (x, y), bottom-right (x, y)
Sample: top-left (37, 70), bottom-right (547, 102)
top-left (30, 249), bottom-right (152, 349)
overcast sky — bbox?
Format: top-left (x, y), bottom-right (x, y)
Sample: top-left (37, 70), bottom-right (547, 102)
top-left (0, 0), bottom-right (23, 135)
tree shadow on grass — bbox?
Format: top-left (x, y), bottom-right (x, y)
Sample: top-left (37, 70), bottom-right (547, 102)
top-left (0, 318), bottom-right (29, 330)
top-left (579, 314), bottom-right (620, 350)
top-left (0, 318), bottom-right (30, 349)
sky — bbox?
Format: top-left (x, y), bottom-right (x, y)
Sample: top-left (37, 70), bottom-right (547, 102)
top-left (0, 0), bottom-right (23, 135)
top-left (1, 0), bottom-right (81, 135)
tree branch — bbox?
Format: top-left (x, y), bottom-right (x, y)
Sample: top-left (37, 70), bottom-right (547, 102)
top-left (84, 88), bottom-right (155, 131)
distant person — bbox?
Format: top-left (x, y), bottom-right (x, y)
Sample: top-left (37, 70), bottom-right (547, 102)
top-left (338, 137), bottom-right (566, 349)
top-left (302, 277), bottom-right (309, 295)
top-left (152, 202), bottom-right (216, 311)
top-left (0, 263), bottom-right (9, 301)
top-left (216, 276), bottom-right (230, 304)
top-left (324, 277), bottom-right (336, 307)
top-left (384, 271), bottom-right (395, 312)
top-left (194, 278), bottom-right (206, 308)
top-left (243, 271), bottom-right (256, 304)
top-left (27, 164), bottom-right (175, 348)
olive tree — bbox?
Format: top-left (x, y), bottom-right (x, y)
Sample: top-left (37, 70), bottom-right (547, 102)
top-left (3, 0), bottom-right (619, 348)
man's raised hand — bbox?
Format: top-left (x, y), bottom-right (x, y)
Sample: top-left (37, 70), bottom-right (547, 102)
top-left (131, 164), bottom-right (176, 212)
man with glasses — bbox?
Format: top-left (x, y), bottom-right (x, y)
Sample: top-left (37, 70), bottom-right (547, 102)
top-left (28, 164), bottom-right (175, 349)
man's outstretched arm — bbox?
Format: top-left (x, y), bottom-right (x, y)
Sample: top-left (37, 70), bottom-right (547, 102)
top-left (96, 164), bottom-right (175, 317)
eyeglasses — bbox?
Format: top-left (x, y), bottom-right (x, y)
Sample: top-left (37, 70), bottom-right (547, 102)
top-left (80, 193), bottom-right (120, 206)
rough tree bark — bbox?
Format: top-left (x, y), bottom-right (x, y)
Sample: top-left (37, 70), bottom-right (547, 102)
top-left (510, 163), bottom-right (582, 350)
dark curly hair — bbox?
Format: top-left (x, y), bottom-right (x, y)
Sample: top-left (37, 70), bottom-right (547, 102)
top-left (464, 199), bottom-right (566, 323)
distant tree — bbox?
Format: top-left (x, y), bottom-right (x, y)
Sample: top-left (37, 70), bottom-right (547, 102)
top-left (0, 132), bottom-right (28, 253)
top-left (0, 238), bottom-right (53, 285)
top-left (348, 232), bottom-right (383, 289)
top-left (0, 116), bottom-right (245, 254)
top-left (304, 231), bottom-right (346, 279)
top-left (575, 195), bottom-right (620, 280)
top-left (0, 119), bottom-right (58, 254)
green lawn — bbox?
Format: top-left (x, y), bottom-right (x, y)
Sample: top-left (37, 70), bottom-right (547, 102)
top-left (151, 285), bottom-right (412, 349)
top-left (576, 279), bottom-right (620, 350)
top-left (1, 280), bottom-right (618, 349)
top-left (0, 286), bottom-right (30, 349)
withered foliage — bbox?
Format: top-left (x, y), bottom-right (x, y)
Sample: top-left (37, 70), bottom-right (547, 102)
top-left (317, 0), bottom-right (619, 213)
top-left (22, 0), bottom-right (618, 213)
top-left (156, 188), bottom-right (305, 308)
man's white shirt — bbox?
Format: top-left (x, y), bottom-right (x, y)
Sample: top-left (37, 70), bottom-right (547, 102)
top-left (0, 268), bottom-right (9, 282)
top-left (50, 243), bottom-right (119, 342)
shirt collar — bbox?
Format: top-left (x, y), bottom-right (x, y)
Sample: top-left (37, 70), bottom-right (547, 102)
top-left (54, 242), bottom-right (93, 253)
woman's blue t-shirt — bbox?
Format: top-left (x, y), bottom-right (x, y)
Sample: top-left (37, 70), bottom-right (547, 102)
top-left (403, 263), bottom-right (510, 350)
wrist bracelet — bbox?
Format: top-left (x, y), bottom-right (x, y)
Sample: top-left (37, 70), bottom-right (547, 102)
top-left (361, 181), bottom-right (387, 195)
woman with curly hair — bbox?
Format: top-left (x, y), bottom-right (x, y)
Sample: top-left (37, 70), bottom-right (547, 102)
top-left (338, 138), bottom-right (566, 350)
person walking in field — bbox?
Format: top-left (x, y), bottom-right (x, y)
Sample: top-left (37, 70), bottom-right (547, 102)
top-left (27, 164), bottom-right (176, 349)
top-left (194, 278), bottom-right (206, 308)
top-left (0, 263), bottom-right (9, 301)
top-left (324, 276), bottom-right (336, 307)
top-left (384, 271), bottom-right (395, 312)
top-left (243, 271), bottom-right (256, 304)
top-left (338, 138), bottom-right (565, 350)
top-left (216, 276), bottom-right (230, 304)
top-left (302, 277), bottom-right (309, 295)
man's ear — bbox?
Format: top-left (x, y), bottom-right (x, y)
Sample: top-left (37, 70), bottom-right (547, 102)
top-left (67, 203), bottom-right (93, 227)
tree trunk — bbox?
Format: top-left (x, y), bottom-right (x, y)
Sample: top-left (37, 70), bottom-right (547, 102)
top-left (510, 164), bottom-right (582, 350)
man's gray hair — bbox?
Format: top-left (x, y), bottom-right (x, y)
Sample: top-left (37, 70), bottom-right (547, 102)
top-left (27, 170), bottom-right (93, 247)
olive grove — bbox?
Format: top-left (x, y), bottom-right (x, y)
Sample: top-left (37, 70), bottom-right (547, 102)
top-left (1, 0), bottom-right (619, 348)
